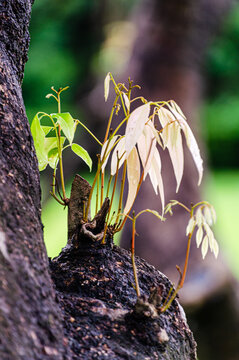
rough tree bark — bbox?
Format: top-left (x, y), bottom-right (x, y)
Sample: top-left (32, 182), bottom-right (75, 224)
top-left (0, 1), bottom-right (197, 359)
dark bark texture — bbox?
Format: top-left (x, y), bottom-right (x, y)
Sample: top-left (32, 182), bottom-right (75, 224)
top-left (50, 234), bottom-right (197, 360)
top-left (0, 1), bottom-right (68, 359)
top-left (0, 1), bottom-right (197, 359)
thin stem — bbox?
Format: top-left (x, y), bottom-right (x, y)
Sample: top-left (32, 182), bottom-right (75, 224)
top-left (95, 155), bottom-right (101, 215)
top-left (106, 175), bottom-right (113, 198)
top-left (76, 120), bottom-right (102, 146)
top-left (131, 215), bottom-right (140, 297)
top-left (57, 124), bottom-right (67, 201)
top-left (50, 192), bottom-right (65, 206)
top-left (160, 225), bottom-right (194, 313)
top-left (115, 161), bottom-right (127, 224)
top-left (101, 160), bottom-right (119, 244)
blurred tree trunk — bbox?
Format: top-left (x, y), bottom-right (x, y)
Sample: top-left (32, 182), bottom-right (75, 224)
top-left (121, 0), bottom-right (239, 359)
top-left (0, 1), bottom-right (197, 359)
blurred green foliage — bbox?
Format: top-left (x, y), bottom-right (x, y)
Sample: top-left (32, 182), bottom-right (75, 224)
top-left (204, 3), bottom-right (239, 167)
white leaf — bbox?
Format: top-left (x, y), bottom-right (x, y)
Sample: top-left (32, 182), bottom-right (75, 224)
top-left (168, 101), bottom-right (186, 120)
top-left (167, 122), bottom-right (184, 192)
top-left (195, 207), bottom-right (204, 227)
top-left (210, 205), bottom-right (217, 224)
top-left (196, 226), bottom-right (203, 248)
top-left (186, 217), bottom-right (195, 236)
top-left (212, 239), bottom-right (219, 258)
top-left (100, 135), bottom-right (119, 172)
top-left (137, 122), bottom-right (156, 179)
top-left (180, 119), bottom-right (203, 186)
top-left (158, 107), bottom-right (176, 149)
top-left (125, 102), bottom-right (150, 156)
top-left (111, 137), bottom-right (126, 175)
top-left (204, 206), bottom-right (213, 226)
top-left (153, 149), bottom-right (165, 213)
top-left (104, 72), bottom-right (111, 101)
top-left (124, 147), bottom-right (141, 214)
top-left (201, 235), bottom-right (209, 259)
top-left (122, 93), bottom-right (130, 111)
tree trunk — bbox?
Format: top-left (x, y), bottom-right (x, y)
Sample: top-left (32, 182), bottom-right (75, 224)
top-left (0, 1), bottom-right (196, 359)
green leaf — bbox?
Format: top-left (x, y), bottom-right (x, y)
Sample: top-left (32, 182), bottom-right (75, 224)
top-left (52, 112), bottom-right (75, 144)
top-left (41, 126), bottom-right (53, 135)
top-left (48, 148), bottom-right (59, 169)
top-left (71, 143), bottom-right (92, 171)
top-left (31, 114), bottom-right (48, 171)
top-left (44, 137), bottom-right (65, 169)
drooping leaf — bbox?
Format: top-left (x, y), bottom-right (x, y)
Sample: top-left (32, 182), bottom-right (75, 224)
top-left (48, 148), bottom-right (59, 169)
top-left (104, 72), bottom-right (111, 102)
top-left (124, 147), bottom-right (141, 215)
top-left (44, 137), bottom-right (65, 169)
top-left (186, 216), bottom-right (196, 236)
top-left (201, 235), bottom-right (209, 259)
top-left (52, 112), bottom-right (75, 144)
top-left (100, 135), bottom-right (119, 172)
top-left (71, 143), bottom-right (92, 171)
top-left (122, 93), bottom-right (130, 111)
top-left (125, 102), bottom-right (150, 156)
top-left (150, 149), bottom-right (165, 214)
top-left (31, 114), bottom-right (48, 171)
top-left (166, 122), bottom-right (184, 193)
top-left (137, 122), bottom-right (156, 179)
top-left (181, 120), bottom-right (203, 186)
top-left (111, 136), bottom-right (126, 175)
top-left (212, 239), bottom-right (219, 258)
top-left (196, 226), bottom-right (203, 248)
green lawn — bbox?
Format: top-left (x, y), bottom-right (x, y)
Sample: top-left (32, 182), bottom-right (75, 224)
top-left (42, 170), bottom-right (239, 279)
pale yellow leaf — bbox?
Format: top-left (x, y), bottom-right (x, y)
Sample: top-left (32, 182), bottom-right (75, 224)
top-left (150, 149), bottom-right (165, 214)
top-left (186, 217), bottom-right (196, 236)
top-left (201, 235), bottom-right (209, 259)
top-left (125, 102), bottom-right (150, 156)
top-left (122, 93), bottom-right (130, 111)
top-left (124, 147), bottom-right (141, 214)
top-left (180, 119), bottom-right (203, 186)
top-left (196, 226), bottom-right (203, 248)
top-left (111, 137), bottom-right (126, 175)
top-left (104, 72), bottom-right (111, 102)
top-left (100, 135), bottom-right (119, 172)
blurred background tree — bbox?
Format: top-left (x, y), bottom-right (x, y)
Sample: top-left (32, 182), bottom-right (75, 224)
top-left (23, 0), bottom-right (239, 359)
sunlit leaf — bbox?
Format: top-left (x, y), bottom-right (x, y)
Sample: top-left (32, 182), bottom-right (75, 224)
top-left (122, 92), bottom-right (130, 111)
top-left (152, 149), bottom-right (165, 214)
top-left (48, 148), bottom-right (59, 169)
top-left (31, 114), bottom-right (48, 171)
top-left (137, 122), bottom-right (156, 179)
top-left (52, 112), bottom-right (75, 144)
top-left (71, 143), bottom-right (92, 171)
top-left (213, 239), bottom-right (219, 258)
top-left (201, 235), bottom-right (209, 259)
top-left (101, 135), bottom-right (119, 172)
top-left (104, 72), bottom-right (111, 102)
top-left (180, 119), bottom-right (203, 186)
top-left (125, 102), bottom-right (150, 156)
top-left (111, 136), bottom-right (126, 175)
top-left (124, 147), bottom-right (140, 214)
top-left (44, 137), bottom-right (65, 169)
top-left (186, 216), bottom-right (195, 236)
top-left (196, 226), bottom-right (203, 248)
top-left (204, 206), bottom-right (213, 226)
top-left (167, 123), bottom-right (184, 192)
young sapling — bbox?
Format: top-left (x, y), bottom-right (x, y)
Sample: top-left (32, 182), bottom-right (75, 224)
top-left (31, 73), bottom-right (218, 313)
